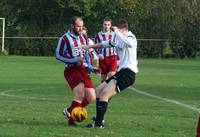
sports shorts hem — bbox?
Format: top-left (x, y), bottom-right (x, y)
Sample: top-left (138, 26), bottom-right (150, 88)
top-left (105, 68), bottom-right (136, 93)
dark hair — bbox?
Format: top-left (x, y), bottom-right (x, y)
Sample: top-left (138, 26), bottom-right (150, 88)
top-left (116, 19), bottom-right (128, 29)
top-left (71, 16), bottom-right (83, 25)
top-left (103, 16), bottom-right (112, 22)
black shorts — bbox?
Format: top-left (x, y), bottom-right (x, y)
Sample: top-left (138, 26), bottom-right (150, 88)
top-left (105, 68), bottom-right (136, 93)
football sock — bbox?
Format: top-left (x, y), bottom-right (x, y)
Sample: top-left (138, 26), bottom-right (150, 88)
top-left (81, 98), bottom-right (89, 108)
top-left (67, 100), bottom-right (81, 125)
top-left (67, 101), bottom-right (81, 113)
top-left (96, 98), bottom-right (100, 106)
top-left (67, 100), bottom-right (81, 113)
top-left (95, 101), bottom-right (108, 126)
top-left (68, 117), bottom-right (74, 125)
top-left (96, 98), bottom-right (100, 116)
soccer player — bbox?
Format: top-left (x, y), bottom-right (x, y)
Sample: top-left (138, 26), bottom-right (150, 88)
top-left (83, 19), bottom-right (138, 128)
top-left (94, 17), bottom-right (118, 82)
top-left (55, 16), bottom-right (96, 127)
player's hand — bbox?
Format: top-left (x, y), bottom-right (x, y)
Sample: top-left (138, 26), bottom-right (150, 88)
top-left (93, 67), bottom-right (101, 74)
top-left (77, 56), bottom-right (83, 64)
top-left (111, 26), bottom-right (118, 31)
top-left (81, 44), bottom-right (89, 50)
top-left (99, 54), bottom-right (104, 60)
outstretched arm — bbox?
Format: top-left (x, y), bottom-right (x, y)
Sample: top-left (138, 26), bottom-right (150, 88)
top-left (82, 40), bottom-right (114, 50)
top-left (87, 43), bottom-right (104, 49)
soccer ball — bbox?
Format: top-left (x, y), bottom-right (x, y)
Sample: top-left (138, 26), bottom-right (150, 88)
top-left (71, 107), bottom-right (88, 122)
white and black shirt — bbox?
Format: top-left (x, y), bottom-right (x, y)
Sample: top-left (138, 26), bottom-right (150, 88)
top-left (102, 30), bottom-right (138, 73)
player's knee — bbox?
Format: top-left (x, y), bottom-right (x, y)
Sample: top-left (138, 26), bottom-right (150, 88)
top-left (89, 95), bottom-right (96, 103)
top-left (84, 88), bottom-right (96, 103)
top-left (88, 92), bottom-right (96, 103)
top-left (73, 89), bottom-right (84, 100)
top-left (99, 90), bottom-right (109, 100)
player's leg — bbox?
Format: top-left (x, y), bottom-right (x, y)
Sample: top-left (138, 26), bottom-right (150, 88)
top-left (94, 68), bottom-right (136, 127)
top-left (82, 88), bottom-right (95, 108)
top-left (63, 68), bottom-right (86, 126)
top-left (65, 82), bottom-right (85, 126)
top-left (81, 72), bottom-right (96, 108)
top-left (107, 72), bottom-right (116, 102)
top-left (95, 82), bottom-right (107, 115)
top-left (85, 82), bottom-right (107, 127)
top-left (95, 80), bottom-right (117, 127)
top-left (99, 80), bottom-right (117, 102)
top-left (95, 81), bottom-right (107, 97)
top-left (107, 71), bottom-right (116, 79)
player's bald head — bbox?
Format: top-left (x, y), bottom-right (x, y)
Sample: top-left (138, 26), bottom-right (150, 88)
top-left (71, 16), bottom-right (84, 35)
top-left (71, 16), bottom-right (83, 25)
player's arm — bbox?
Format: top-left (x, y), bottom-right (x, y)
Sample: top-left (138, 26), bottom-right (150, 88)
top-left (113, 27), bottom-right (135, 47)
top-left (56, 37), bottom-right (82, 63)
top-left (82, 38), bottom-right (115, 50)
top-left (90, 48), bottom-right (99, 60)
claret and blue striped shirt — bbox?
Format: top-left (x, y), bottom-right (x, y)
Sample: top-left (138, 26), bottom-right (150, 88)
top-left (94, 31), bottom-right (117, 57)
top-left (56, 30), bottom-right (92, 68)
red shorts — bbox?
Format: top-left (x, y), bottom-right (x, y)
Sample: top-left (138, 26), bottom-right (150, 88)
top-left (64, 66), bottom-right (94, 89)
top-left (99, 56), bottom-right (117, 74)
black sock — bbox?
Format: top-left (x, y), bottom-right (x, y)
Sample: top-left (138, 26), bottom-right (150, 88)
top-left (96, 98), bottom-right (100, 112)
top-left (95, 101), bottom-right (108, 126)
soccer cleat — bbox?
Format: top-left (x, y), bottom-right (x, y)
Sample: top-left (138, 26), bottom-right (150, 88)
top-left (85, 123), bottom-right (104, 128)
top-left (67, 122), bottom-right (77, 128)
top-left (95, 124), bottom-right (104, 129)
top-left (63, 108), bottom-right (71, 119)
top-left (85, 117), bottom-right (96, 128)
top-left (85, 117), bottom-right (104, 128)
top-left (85, 123), bottom-right (95, 128)
top-left (63, 108), bottom-right (77, 127)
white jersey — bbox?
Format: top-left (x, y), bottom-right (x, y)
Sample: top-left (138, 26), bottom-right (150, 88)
top-left (102, 30), bottom-right (138, 73)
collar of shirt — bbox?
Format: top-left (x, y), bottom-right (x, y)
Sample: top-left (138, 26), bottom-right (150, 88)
top-left (67, 30), bottom-right (80, 40)
top-left (100, 30), bottom-right (112, 35)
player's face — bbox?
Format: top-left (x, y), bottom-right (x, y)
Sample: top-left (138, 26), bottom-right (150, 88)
top-left (73, 19), bottom-right (84, 35)
top-left (103, 21), bottom-right (112, 32)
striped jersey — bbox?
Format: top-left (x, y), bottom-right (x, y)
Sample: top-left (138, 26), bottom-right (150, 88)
top-left (94, 31), bottom-right (117, 57)
top-left (102, 30), bottom-right (138, 73)
top-left (56, 30), bottom-right (92, 67)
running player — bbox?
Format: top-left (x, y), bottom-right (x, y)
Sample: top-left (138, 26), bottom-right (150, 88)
top-left (83, 19), bottom-right (139, 128)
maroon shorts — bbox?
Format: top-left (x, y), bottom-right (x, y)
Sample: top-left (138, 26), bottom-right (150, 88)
top-left (64, 66), bottom-right (94, 89)
top-left (99, 56), bottom-right (117, 74)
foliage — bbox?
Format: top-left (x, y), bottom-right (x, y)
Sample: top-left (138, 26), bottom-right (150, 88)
top-left (0, 0), bottom-right (199, 58)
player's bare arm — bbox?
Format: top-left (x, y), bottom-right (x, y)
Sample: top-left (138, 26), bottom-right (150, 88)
top-left (81, 43), bottom-right (104, 50)
top-left (77, 56), bottom-right (84, 64)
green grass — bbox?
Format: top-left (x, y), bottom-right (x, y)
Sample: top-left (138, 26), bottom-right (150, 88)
top-left (0, 56), bottom-right (199, 137)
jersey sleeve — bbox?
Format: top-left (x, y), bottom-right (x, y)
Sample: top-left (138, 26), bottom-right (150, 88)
top-left (101, 40), bottom-right (113, 47)
top-left (115, 30), bottom-right (136, 48)
top-left (55, 37), bottom-right (79, 63)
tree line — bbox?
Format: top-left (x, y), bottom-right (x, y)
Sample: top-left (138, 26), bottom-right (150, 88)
top-left (0, 0), bottom-right (199, 58)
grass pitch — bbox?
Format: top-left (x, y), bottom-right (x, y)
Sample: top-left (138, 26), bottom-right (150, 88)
top-left (0, 56), bottom-right (199, 137)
